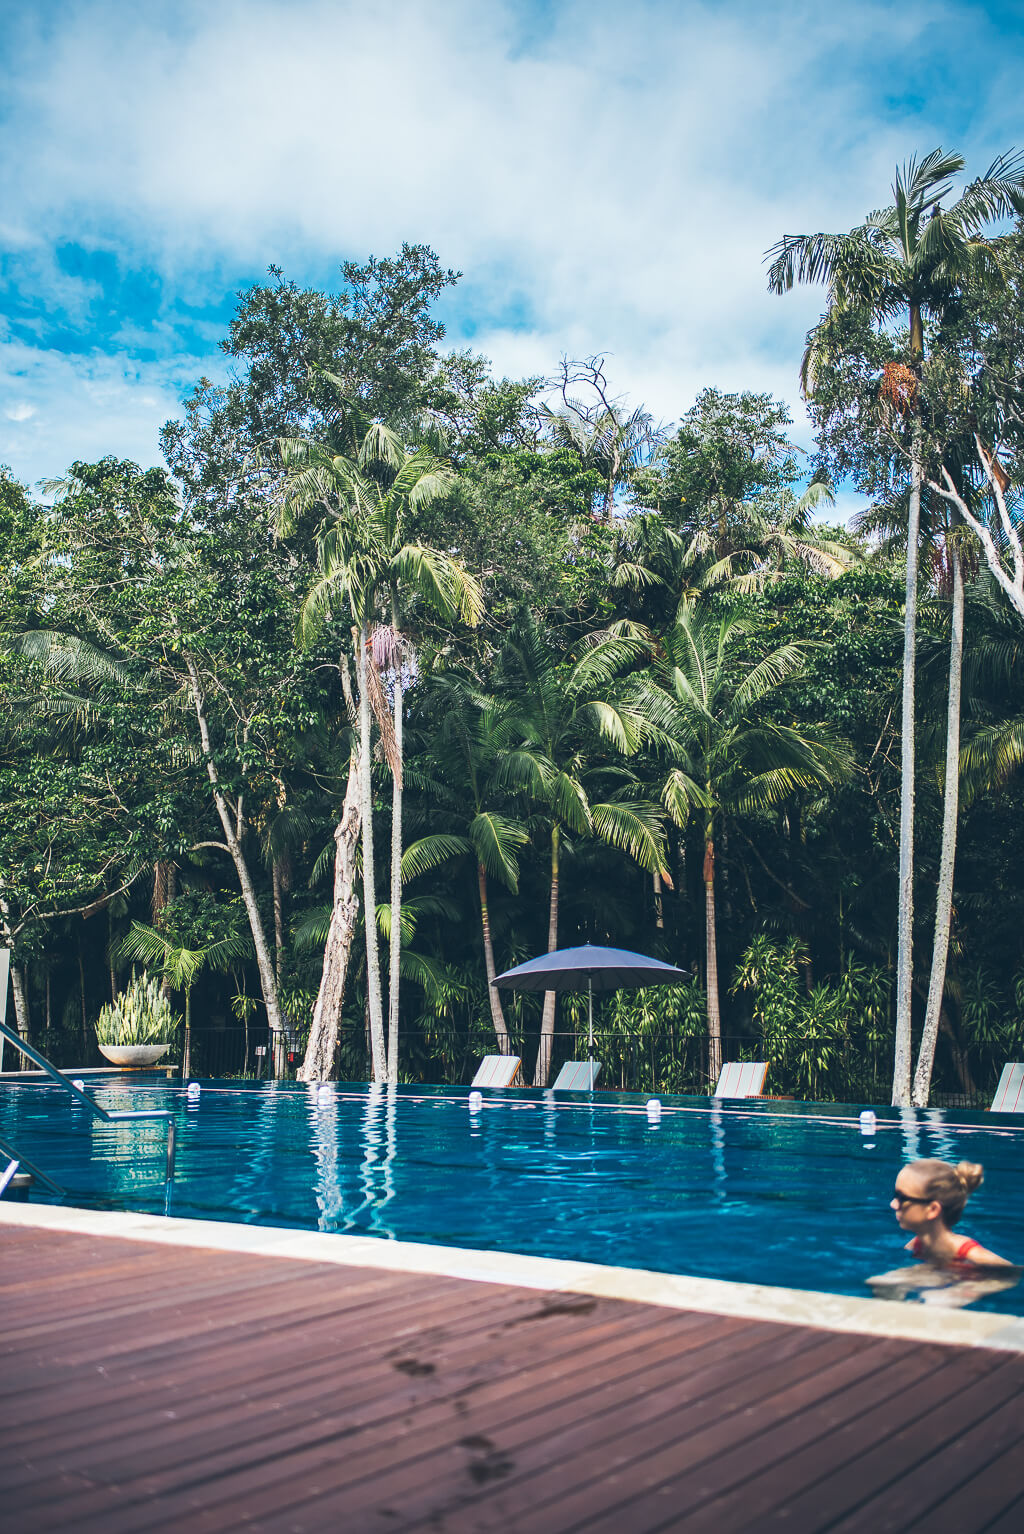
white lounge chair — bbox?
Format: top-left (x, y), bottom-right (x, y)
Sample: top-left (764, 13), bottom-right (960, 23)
top-left (551, 1060), bottom-right (602, 1091)
top-left (471, 1055), bottom-right (523, 1088)
top-left (991, 1063), bottom-right (1024, 1114)
top-left (714, 1061), bottom-right (768, 1099)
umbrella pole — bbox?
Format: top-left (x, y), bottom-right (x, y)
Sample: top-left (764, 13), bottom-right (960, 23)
top-left (588, 977), bottom-right (593, 1063)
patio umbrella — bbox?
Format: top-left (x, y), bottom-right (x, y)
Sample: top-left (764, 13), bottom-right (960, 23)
top-left (491, 942), bottom-right (691, 1062)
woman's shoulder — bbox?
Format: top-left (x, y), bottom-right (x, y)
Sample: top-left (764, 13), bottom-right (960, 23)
top-left (953, 1237), bottom-right (1014, 1268)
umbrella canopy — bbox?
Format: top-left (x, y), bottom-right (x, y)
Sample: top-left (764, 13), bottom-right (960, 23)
top-left (491, 942), bottom-right (690, 993)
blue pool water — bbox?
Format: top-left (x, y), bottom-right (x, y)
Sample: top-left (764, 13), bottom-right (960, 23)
top-left (3, 1078), bottom-right (1024, 1315)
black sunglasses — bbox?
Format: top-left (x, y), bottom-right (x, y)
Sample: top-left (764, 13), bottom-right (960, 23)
top-left (892, 1187), bottom-right (932, 1206)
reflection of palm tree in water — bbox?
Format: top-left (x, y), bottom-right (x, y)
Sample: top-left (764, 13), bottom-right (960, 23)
top-left (899, 1105), bottom-right (921, 1164)
top-left (342, 1085), bottom-right (397, 1238)
top-left (922, 1107), bottom-right (957, 1166)
top-left (311, 1089), bottom-right (344, 1232)
top-left (710, 1101), bottom-right (727, 1205)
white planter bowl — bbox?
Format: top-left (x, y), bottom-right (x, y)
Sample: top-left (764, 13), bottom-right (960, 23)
top-left (98, 1044), bottom-right (171, 1069)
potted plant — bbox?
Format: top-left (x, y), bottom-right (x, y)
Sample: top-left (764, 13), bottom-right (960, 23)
top-left (95, 973), bottom-right (179, 1068)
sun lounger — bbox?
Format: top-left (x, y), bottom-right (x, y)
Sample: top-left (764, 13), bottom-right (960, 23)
top-left (713, 1061), bottom-right (768, 1099)
top-left (551, 1060), bottom-right (602, 1091)
top-left (471, 1055), bottom-right (523, 1088)
top-left (991, 1063), bottom-right (1024, 1114)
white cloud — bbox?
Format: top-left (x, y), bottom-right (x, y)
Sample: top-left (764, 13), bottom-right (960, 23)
top-left (0, 0), bottom-right (1016, 488)
top-left (0, 339), bottom-right (201, 487)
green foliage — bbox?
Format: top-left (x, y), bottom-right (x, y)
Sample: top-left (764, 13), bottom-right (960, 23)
top-left (95, 973), bottom-right (180, 1046)
top-left (10, 226), bottom-right (1024, 1101)
top-left (732, 935), bottom-right (893, 1101)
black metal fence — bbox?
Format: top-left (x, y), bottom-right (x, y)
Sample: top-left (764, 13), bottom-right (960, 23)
top-left (2, 1018), bottom-right (1001, 1110)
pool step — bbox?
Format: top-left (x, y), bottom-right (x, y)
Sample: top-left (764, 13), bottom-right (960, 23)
top-left (0, 1170), bottom-right (34, 1202)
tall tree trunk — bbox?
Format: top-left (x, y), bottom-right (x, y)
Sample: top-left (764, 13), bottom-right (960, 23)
top-left (184, 658), bottom-right (285, 1044)
top-left (78, 938), bottom-right (87, 1057)
top-left (272, 852), bottom-right (292, 990)
top-left (913, 536), bottom-right (964, 1108)
top-left (653, 869), bottom-right (665, 929)
top-left (478, 863), bottom-right (511, 1053)
top-left (893, 427), bottom-right (922, 1107)
top-left (387, 674), bottom-right (403, 1085)
top-left (11, 964), bottom-right (30, 1047)
top-left (534, 826), bottom-right (560, 1087)
top-left (108, 907), bottom-right (119, 1002)
top-left (0, 898), bottom-right (29, 1048)
top-left (704, 828), bottom-right (722, 1086)
top-left (154, 863), bottom-right (176, 998)
top-left (356, 628), bottom-right (387, 1082)
top-left (299, 747), bottom-right (362, 1082)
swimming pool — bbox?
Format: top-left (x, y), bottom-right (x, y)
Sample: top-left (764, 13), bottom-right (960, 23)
top-left (3, 1078), bottom-right (1023, 1315)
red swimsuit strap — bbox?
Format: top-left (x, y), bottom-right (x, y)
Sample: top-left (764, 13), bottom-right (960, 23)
top-left (954, 1238), bottom-right (981, 1261)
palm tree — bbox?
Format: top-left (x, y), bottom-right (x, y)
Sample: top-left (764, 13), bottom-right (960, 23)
top-left (696, 481), bottom-right (860, 593)
top-left (279, 398), bottom-right (482, 1083)
top-left (120, 916), bottom-right (251, 1077)
top-left (766, 147), bottom-right (1024, 1104)
top-left (494, 615), bottom-right (668, 1085)
top-left (630, 604), bottom-right (852, 1082)
top-left (408, 674), bottom-right (530, 1053)
top-left (858, 477), bottom-right (973, 1108)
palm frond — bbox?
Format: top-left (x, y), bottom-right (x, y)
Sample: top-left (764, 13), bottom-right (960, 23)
top-left (468, 813), bottom-right (529, 892)
top-left (401, 834), bottom-right (472, 883)
top-left (591, 800), bottom-right (666, 873)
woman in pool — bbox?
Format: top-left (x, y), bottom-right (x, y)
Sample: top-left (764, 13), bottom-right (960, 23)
top-left (892, 1159), bottom-right (1011, 1268)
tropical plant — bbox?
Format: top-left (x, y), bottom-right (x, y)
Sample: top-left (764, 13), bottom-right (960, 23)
top-left (631, 603), bottom-right (852, 1080)
top-left (119, 892), bottom-right (252, 1075)
top-left (766, 146), bottom-right (1024, 1104)
top-left (279, 391), bottom-right (482, 1082)
top-left (697, 481), bottom-right (859, 593)
top-left (494, 613), bottom-right (669, 1084)
top-left (410, 674), bottom-right (530, 1053)
top-left (94, 972), bottom-right (179, 1047)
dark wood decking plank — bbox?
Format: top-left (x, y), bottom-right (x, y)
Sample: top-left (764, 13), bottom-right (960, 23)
top-left (35, 1309), bottom-right (752, 1531)
top-left (1, 1263), bottom-right (520, 1438)
top-left (979, 1490), bottom-right (1024, 1533)
top-left (827, 1384), bottom-right (1024, 1533)
top-left (276, 1322), bottom-right (835, 1531)
top-left (671, 1346), bottom-right (990, 1532)
top-left (4, 1223), bottom-right (1024, 1534)
top-left (752, 1348), bottom-right (1024, 1532)
top-left (14, 1292), bottom-right (665, 1498)
top-left (460, 1333), bottom-right (903, 1534)
top-left (2, 1274), bottom-right (530, 1457)
top-left (555, 1340), bottom-right (961, 1534)
top-left (0, 1253), bottom-right (455, 1374)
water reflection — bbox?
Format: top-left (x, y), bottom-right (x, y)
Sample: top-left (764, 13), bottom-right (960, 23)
top-left (923, 1107), bottom-right (958, 1164)
top-left (334, 1084), bottom-right (397, 1238)
top-left (867, 1261), bottom-right (1021, 1309)
top-left (710, 1100), bottom-right (727, 1203)
top-left (899, 1105), bottom-right (921, 1163)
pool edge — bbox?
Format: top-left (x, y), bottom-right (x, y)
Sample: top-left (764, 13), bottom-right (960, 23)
top-left (3, 1201), bottom-right (1023, 1353)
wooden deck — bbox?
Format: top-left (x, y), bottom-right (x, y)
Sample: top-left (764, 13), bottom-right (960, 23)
top-left (2, 1226), bottom-right (1024, 1532)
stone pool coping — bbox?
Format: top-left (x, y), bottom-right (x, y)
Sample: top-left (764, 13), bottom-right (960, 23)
top-left (3, 1200), bottom-right (1024, 1353)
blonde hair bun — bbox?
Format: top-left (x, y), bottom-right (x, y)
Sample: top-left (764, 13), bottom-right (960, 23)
top-left (955, 1161), bottom-right (984, 1195)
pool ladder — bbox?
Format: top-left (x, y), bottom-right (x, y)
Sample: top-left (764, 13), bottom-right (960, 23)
top-left (0, 1014), bottom-right (176, 1202)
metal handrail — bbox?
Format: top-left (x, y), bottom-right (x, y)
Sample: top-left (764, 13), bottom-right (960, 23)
top-left (0, 1016), bottom-right (176, 1196)
top-left (0, 1133), bottom-right (65, 1195)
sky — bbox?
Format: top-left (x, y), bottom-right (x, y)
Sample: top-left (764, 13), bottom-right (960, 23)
top-left (2, 0), bottom-right (1023, 521)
